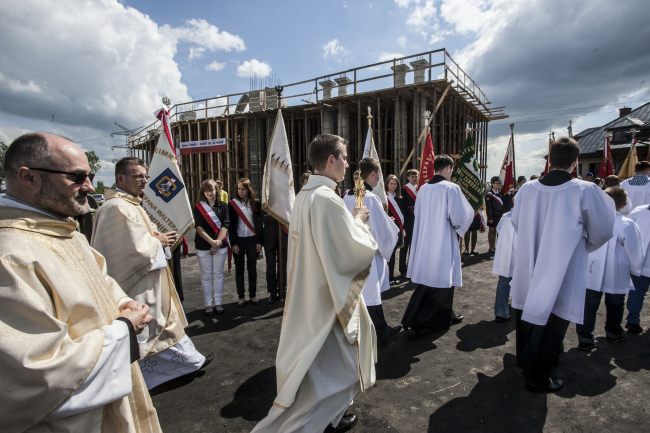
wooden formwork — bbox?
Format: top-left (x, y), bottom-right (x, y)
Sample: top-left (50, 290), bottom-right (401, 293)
top-left (128, 49), bottom-right (505, 199)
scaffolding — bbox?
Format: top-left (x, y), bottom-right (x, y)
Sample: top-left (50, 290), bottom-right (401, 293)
top-left (127, 49), bottom-right (506, 198)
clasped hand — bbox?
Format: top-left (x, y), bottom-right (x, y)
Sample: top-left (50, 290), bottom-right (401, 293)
top-left (118, 301), bottom-right (152, 334)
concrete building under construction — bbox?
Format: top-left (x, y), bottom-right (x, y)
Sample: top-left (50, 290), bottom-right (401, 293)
top-left (127, 49), bottom-right (506, 198)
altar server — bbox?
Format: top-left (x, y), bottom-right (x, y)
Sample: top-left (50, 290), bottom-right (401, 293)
top-left (625, 203), bottom-right (650, 334)
top-left (510, 137), bottom-right (615, 392)
top-left (492, 210), bottom-right (516, 322)
top-left (621, 161), bottom-right (650, 211)
top-left (401, 155), bottom-right (473, 336)
top-left (344, 158), bottom-right (400, 346)
top-left (577, 187), bottom-right (644, 350)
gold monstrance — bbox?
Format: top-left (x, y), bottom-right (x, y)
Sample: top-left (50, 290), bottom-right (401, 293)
top-left (354, 177), bottom-right (366, 208)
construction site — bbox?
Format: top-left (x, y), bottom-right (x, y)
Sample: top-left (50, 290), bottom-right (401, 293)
top-left (127, 49), bottom-right (506, 198)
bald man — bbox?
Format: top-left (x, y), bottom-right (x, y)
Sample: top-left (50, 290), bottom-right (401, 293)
top-left (0, 133), bottom-right (162, 433)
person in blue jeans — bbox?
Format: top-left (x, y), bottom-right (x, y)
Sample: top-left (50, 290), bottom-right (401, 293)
top-left (627, 202), bottom-right (650, 334)
top-left (492, 210), bottom-right (515, 322)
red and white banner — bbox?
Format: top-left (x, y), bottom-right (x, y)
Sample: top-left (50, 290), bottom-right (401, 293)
top-left (179, 138), bottom-right (227, 155)
top-left (499, 136), bottom-right (515, 194)
top-left (417, 131), bottom-right (435, 189)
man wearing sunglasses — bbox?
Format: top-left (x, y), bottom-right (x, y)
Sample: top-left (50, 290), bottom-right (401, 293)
top-left (0, 132), bottom-right (162, 432)
top-left (92, 157), bottom-right (211, 391)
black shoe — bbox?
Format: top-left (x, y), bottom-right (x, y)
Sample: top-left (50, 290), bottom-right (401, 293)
top-left (199, 352), bottom-right (215, 370)
top-left (324, 414), bottom-right (358, 433)
top-left (526, 377), bottom-right (564, 393)
top-left (578, 340), bottom-right (596, 352)
top-left (268, 293), bottom-right (278, 303)
top-left (451, 314), bottom-right (464, 325)
top-left (471, 251), bottom-right (479, 256)
top-left (494, 316), bottom-right (511, 323)
top-left (462, 251), bottom-right (469, 256)
top-left (606, 335), bottom-right (626, 343)
top-left (625, 323), bottom-right (643, 334)
top-left (388, 324), bottom-right (402, 337)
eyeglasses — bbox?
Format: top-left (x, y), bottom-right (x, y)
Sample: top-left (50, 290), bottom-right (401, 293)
top-left (29, 167), bottom-right (94, 184)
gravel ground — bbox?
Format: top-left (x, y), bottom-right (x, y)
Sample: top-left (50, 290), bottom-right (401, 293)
top-left (152, 233), bottom-right (650, 433)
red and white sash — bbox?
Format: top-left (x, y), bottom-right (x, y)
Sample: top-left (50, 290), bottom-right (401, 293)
top-left (387, 195), bottom-right (405, 236)
top-left (195, 201), bottom-right (230, 246)
top-left (486, 191), bottom-right (503, 207)
top-left (229, 199), bottom-right (256, 235)
top-left (403, 184), bottom-right (417, 201)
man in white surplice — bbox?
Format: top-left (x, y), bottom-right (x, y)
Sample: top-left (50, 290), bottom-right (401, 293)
top-left (252, 134), bottom-right (378, 433)
top-left (401, 155), bottom-right (474, 336)
top-left (620, 161), bottom-right (650, 211)
top-left (510, 137), bottom-right (615, 392)
top-left (343, 157), bottom-right (399, 347)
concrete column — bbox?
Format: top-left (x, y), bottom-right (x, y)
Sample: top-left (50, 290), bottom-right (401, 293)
top-left (337, 102), bottom-right (350, 141)
top-left (391, 64), bottom-right (410, 87)
top-left (319, 80), bottom-right (336, 99)
top-left (334, 77), bottom-right (352, 97)
top-left (321, 109), bottom-right (335, 134)
top-left (410, 59), bottom-right (430, 84)
top-left (264, 87), bottom-right (278, 110)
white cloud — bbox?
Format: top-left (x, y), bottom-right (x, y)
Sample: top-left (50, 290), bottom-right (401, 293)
top-left (188, 46), bottom-right (205, 61)
top-left (439, 0), bottom-right (495, 35)
top-left (378, 52), bottom-right (406, 62)
top-left (322, 39), bottom-right (349, 61)
top-left (206, 61), bottom-right (226, 72)
top-left (394, 0), bottom-right (417, 7)
top-left (0, 0), bottom-right (191, 131)
top-left (162, 18), bottom-right (245, 52)
top-left (397, 35), bottom-right (407, 49)
top-left (236, 59), bottom-right (272, 78)
top-left (406, 0), bottom-right (436, 34)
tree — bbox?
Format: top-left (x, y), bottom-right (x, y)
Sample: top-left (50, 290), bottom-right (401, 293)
top-left (95, 180), bottom-right (105, 194)
top-left (85, 150), bottom-right (101, 176)
top-left (0, 141), bottom-right (8, 191)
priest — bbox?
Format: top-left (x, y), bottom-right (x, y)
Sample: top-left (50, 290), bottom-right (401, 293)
top-left (92, 157), bottom-right (210, 390)
top-left (252, 134), bottom-right (378, 433)
top-left (343, 157), bottom-right (400, 347)
top-left (510, 137), bottom-right (615, 392)
top-left (0, 132), bottom-right (162, 433)
top-left (402, 155), bottom-right (474, 336)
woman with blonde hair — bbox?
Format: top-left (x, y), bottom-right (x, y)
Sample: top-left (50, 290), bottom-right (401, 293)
top-left (194, 179), bottom-right (230, 314)
top-left (229, 178), bottom-right (264, 306)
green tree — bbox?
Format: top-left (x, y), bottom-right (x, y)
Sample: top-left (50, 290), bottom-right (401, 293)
top-left (85, 150), bottom-right (101, 176)
top-left (0, 141), bottom-right (8, 191)
top-left (95, 180), bottom-right (105, 194)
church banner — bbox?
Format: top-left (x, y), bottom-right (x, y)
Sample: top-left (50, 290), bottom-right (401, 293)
top-left (362, 124), bottom-right (387, 206)
top-left (142, 107), bottom-right (194, 238)
top-left (262, 108), bottom-right (295, 226)
top-left (418, 131), bottom-right (435, 189)
top-left (453, 132), bottom-right (484, 211)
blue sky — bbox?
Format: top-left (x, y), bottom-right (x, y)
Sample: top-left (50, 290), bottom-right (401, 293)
top-left (1, 0), bottom-right (649, 185)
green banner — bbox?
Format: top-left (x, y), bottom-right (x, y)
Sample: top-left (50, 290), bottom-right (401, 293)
top-left (452, 132), bottom-right (484, 211)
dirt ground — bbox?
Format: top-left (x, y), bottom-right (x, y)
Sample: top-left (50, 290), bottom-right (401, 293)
top-left (152, 233), bottom-right (650, 433)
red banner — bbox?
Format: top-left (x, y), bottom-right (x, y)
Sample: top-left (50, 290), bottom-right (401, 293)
top-left (598, 135), bottom-right (614, 178)
top-left (418, 131), bottom-right (435, 189)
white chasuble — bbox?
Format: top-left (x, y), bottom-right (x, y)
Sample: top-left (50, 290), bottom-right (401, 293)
top-left (343, 190), bottom-right (398, 306)
top-left (628, 205), bottom-right (650, 277)
top-left (92, 190), bottom-right (187, 357)
top-left (510, 179), bottom-right (615, 326)
top-left (406, 179), bottom-right (474, 288)
top-left (586, 213), bottom-right (644, 294)
top-left (252, 175), bottom-right (378, 433)
top-left (0, 205), bottom-right (161, 433)
top-left (492, 212), bottom-right (516, 278)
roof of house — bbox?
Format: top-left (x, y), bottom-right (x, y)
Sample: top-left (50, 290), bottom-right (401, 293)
top-left (577, 102), bottom-right (650, 155)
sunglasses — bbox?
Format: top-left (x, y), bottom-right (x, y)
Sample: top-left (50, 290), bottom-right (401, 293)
top-left (29, 167), bottom-right (95, 184)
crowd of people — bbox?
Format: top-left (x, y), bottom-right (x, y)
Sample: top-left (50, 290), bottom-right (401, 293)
top-left (2, 131), bottom-right (650, 433)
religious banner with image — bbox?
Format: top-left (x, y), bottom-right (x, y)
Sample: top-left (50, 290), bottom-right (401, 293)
top-left (453, 131), bottom-right (484, 211)
top-left (142, 106), bottom-right (194, 239)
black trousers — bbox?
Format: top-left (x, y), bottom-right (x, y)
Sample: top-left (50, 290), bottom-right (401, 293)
top-left (264, 231), bottom-right (288, 297)
top-left (399, 226), bottom-right (413, 275)
top-left (387, 233), bottom-right (404, 281)
top-left (234, 236), bottom-right (258, 299)
top-left (367, 305), bottom-right (390, 344)
top-left (515, 309), bottom-right (569, 387)
top-left (402, 285), bottom-right (456, 333)
top-left (170, 245), bottom-right (184, 302)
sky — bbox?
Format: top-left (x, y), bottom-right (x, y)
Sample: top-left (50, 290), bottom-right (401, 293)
top-left (1, 0), bottom-right (649, 186)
